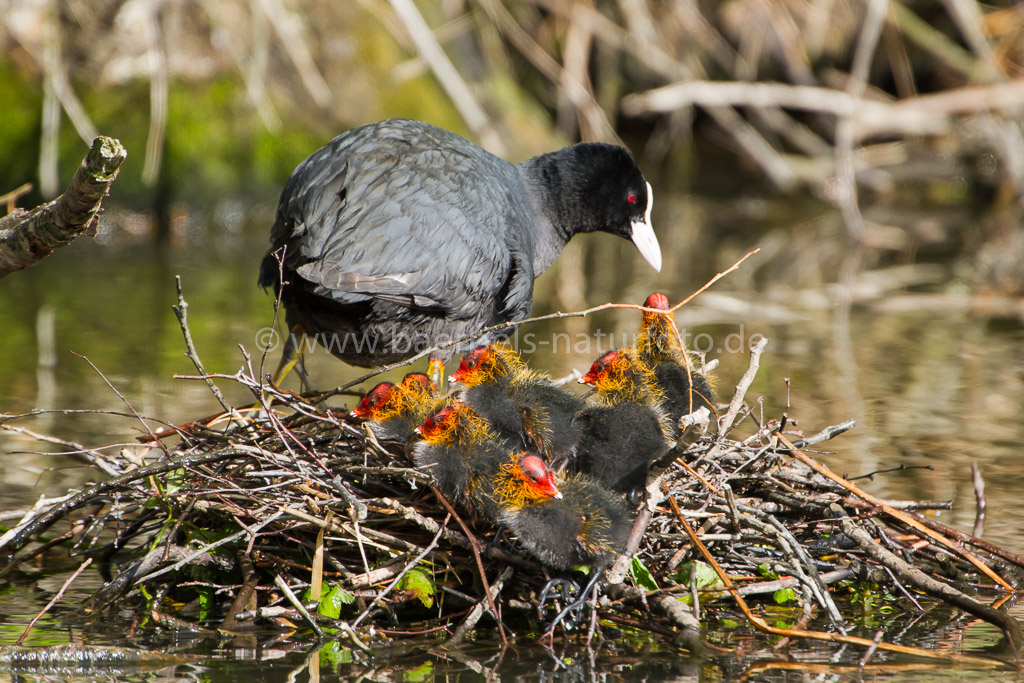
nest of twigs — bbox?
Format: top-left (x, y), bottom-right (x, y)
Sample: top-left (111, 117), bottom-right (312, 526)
top-left (1, 282), bottom-right (1022, 666)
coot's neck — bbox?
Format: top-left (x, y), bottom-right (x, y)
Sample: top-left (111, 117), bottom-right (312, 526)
top-left (517, 146), bottom-right (593, 274)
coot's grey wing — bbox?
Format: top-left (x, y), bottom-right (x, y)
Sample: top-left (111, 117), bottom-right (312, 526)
top-left (271, 120), bottom-right (535, 321)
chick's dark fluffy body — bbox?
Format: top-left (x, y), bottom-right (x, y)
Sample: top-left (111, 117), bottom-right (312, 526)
top-left (412, 408), bottom-right (520, 520)
top-left (573, 402), bottom-right (671, 495)
top-left (463, 379), bottom-right (583, 465)
top-left (651, 361), bottom-right (715, 431)
top-left (502, 474), bottom-right (632, 570)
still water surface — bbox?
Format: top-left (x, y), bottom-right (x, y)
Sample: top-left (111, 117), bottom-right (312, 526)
top-left (0, 191), bottom-right (1022, 680)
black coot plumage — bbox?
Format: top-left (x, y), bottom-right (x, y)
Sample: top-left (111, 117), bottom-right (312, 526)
top-left (258, 119), bottom-right (661, 371)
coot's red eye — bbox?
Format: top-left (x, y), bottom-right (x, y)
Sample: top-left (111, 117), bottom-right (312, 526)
top-left (627, 193), bottom-right (638, 204)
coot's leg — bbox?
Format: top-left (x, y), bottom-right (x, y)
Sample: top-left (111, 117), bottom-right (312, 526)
top-left (541, 570), bottom-right (604, 636)
top-left (428, 358), bottom-right (445, 393)
top-left (294, 354), bottom-right (317, 393)
top-left (537, 576), bottom-right (581, 618)
top-left (269, 323), bottom-right (308, 387)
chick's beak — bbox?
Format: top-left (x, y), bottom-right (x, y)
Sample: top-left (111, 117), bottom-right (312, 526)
top-left (543, 472), bottom-right (563, 500)
top-left (630, 182), bottom-right (661, 272)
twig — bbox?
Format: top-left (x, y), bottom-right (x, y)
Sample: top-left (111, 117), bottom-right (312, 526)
top-left (787, 419), bottom-right (856, 449)
top-left (836, 507), bottom-right (1021, 649)
top-left (669, 248), bottom-right (761, 314)
top-left (351, 513), bottom-right (449, 629)
top-left (0, 183), bottom-right (33, 213)
top-left (777, 433), bottom-right (1014, 591)
top-left (274, 574), bottom-right (324, 638)
top-left (0, 449), bottom-right (244, 554)
top-left (173, 276), bottom-right (232, 413)
top-left (71, 352), bottom-right (165, 451)
top-left (0, 423), bottom-right (124, 477)
top-left (674, 502), bottom-right (1005, 666)
top-left (132, 511), bottom-right (284, 586)
top-left (446, 565), bottom-right (514, 646)
top-left (971, 463), bottom-right (986, 539)
top-left (0, 136), bottom-right (124, 277)
top-left (430, 488), bottom-right (508, 645)
top-left (315, 249), bottom-right (760, 398)
top-left (717, 336), bottom-right (768, 436)
top-left (858, 629), bottom-right (885, 669)
top-left (16, 558), bottom-right (92, 645)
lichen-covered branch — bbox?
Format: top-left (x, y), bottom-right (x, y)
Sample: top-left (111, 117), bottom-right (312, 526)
top-left (0, 136), bottom-right (126, 278)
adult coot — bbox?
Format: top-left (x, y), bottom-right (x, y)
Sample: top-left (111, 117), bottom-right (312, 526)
top-left (258, 119), bottom-right (661, 373)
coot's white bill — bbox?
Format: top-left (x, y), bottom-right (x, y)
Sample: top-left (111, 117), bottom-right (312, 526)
top-left (630, 182), bottom-right (661, 272)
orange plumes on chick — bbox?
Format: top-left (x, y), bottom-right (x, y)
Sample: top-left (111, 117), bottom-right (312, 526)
top-left (579, 350), bottom-right (663, 409)
top-left (401, 372), bottom-right (438, 397)
top-left (352, 373), bottom-right (440, 442)
top-left (415, 402), bottom-right (492, 447)
top-left (415, 403), bottom-right (551, 522)
top-left (636, 292), bottom-right (685, 365)
top-left (448, 344), bottom-right (524, 387)
top-left (351, 381), bottom-right (398, 420)
top-left (491, 453), bottom-right (563, 509)
top-left (633, 292), bottom-right (716, 430)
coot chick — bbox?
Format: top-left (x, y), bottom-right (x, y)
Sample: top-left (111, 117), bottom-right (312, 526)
top-left (413, 403), bottom-right (493, 508)
top-left (413, 402), bottom-right (539, 521)
top-left (636, 293), bottom-right (715, 435)
top-left (574, 350), bottom-right (672, 495)
top-left (258, 118), bottom-right (661, 376)
top-left (350, 372), bottom-right (440, 442)
top-left (449, 344), bottom-right (583, 466)
top-left (499, 472), bottom-right (631, 570)
top-left (499, 468), bottom-right (632, 632)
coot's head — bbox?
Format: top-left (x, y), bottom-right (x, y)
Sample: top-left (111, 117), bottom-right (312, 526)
top-left (449, 344), bottom-right (511, 387)
top-left (401, 372), bottom-right (438, 397)
top-left (494, 453), bottom-right (563, 507)
top-left (570, 144), bottom-right (660, 272)
top-left (579, 349), bottom-right (658, 403)
top-left (415, 404), bottom-right (459, 442)
top-left (351, 382), bottom-right (399, 419)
